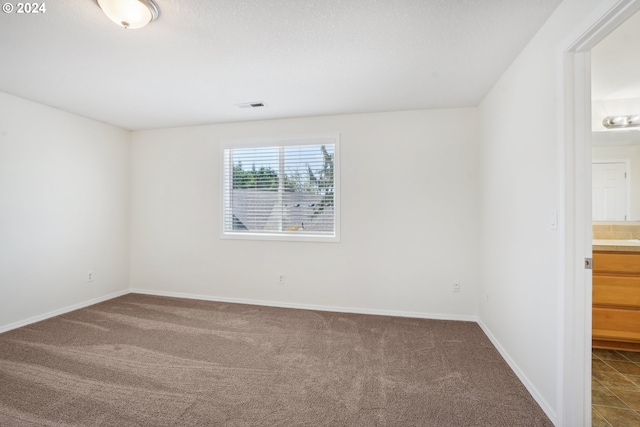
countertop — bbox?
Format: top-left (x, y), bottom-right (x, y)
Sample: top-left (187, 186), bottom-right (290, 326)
top-left (593, 239), bottom-right (640, 253)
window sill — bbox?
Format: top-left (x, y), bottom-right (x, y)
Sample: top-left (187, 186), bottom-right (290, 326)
top-left (220, 231), bottom-right (340, 243)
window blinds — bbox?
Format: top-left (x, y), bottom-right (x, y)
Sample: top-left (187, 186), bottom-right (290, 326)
top-left (222, 140), bottom-right (336, 239)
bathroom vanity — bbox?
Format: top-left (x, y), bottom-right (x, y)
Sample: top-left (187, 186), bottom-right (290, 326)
top-left (592, 241), bottom-right (640, 351)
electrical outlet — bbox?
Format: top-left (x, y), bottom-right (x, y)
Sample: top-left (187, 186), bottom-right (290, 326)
top-left (87, 271), bottom-right (94, 282)
top-left (278, 274), bottom-right (285, 284)
top-left (452, 282), bottom-right (460, 292)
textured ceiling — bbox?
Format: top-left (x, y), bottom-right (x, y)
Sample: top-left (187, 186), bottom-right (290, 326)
top-left (0, 0), bottom-right (563, 130)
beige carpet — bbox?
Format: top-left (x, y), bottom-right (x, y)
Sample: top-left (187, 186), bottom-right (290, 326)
top-left (0, 293), bottom-right (552, 426)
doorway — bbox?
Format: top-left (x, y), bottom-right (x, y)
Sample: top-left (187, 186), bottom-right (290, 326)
top-left (589, 8), bottom-right (640, 425)
top-left (560, 0), bottom-right (640, 426)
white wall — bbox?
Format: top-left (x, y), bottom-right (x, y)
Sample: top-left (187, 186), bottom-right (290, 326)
top-left (0, 91), bottom-right (130, 329)
top-left (593, 144), bottom-right (640, 220)
top-left (130, 109), bottom-right (481, 318)
top-left (479, 0), bottom-right (607, 420)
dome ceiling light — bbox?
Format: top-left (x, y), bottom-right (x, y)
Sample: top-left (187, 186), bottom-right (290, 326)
top-left (96, 0), bottom-right (159, 30)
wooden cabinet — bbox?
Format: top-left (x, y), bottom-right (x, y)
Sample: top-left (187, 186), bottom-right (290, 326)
top-left (593, 251), bottom-right (640, 351)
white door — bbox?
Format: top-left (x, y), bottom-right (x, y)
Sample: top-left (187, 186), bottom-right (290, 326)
top-left (592, 162), bottom-right (627, 221)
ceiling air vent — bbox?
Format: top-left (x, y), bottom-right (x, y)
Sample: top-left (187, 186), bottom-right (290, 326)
top-left (237, 102), bottom-right (266, 109)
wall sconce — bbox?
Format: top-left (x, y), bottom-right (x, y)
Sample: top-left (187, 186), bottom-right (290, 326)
top-left (602, 115), bottom-right (640, 129)
top-left (97, 0), bottom-right (159, 30)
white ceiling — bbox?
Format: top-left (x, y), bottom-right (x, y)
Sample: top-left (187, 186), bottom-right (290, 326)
top-left (591, 10), bottom-right (640, 145)
top-left (0, 0), bottom-right (563, 131)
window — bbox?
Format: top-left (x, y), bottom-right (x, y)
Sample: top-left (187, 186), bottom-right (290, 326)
top-left (221, 136), bottom-right (339, 242)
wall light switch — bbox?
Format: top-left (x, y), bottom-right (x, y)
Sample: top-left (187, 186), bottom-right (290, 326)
top-left (550, 209), bottom-right (558, 230)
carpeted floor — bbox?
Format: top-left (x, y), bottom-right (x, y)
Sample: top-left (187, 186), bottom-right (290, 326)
top-left (0, 294), bottom-right (552, 426)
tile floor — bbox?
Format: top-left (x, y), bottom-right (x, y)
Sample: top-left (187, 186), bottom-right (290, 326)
top-left (592, 348), bottom-right (640, 426)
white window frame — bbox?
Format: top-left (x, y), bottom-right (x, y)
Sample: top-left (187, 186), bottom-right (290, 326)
top-left (220, 135), bottom-right (340, 242)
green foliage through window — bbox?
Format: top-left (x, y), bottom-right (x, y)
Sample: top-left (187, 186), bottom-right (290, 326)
top-left (232, 162), bottom-right (278, 190)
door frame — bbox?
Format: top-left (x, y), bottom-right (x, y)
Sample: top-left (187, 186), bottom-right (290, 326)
top-left (557, 0), bottom-right (640, 425)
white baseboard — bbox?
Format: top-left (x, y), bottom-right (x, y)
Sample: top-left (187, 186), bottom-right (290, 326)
top-left (0, 289), bottom-right (130, 334)
top-left (129, 288), bottom-right (479, 323)
top-left (477, 319), bottom-right (557, 425)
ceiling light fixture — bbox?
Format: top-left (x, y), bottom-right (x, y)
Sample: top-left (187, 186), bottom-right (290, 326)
top-left (96, 0), bottom-right (159, 30)
top-left (602, 115), bottom-right (640, 129)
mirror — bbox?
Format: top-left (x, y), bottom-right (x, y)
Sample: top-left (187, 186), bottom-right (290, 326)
top-left (592, 134), bottom-right (640, 221)
top-left (591, 11), bottom-right (640, 222)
